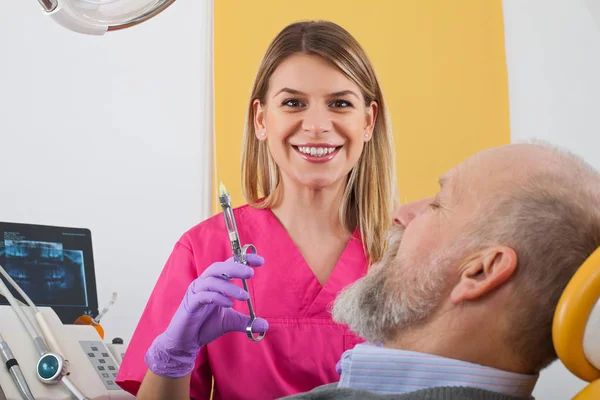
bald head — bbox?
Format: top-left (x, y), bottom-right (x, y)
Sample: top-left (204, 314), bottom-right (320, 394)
top-left (439, 143), bottom-right (599, 219)
top-left (460, 143), bottom-right (600, 239)
top-left (463, 143), bottom-right (600, 370)
top-left (333, 142), bottom-right (600, 374)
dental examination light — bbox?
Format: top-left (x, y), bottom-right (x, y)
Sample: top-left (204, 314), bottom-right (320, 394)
top-left (36, 0), bottom-right (176, 35)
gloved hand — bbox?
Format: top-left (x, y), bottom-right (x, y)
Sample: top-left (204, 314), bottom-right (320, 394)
top-left (144, 254), bottom-right (268, 378)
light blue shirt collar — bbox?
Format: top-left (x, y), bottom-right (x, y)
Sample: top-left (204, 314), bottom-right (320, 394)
top-left (338, 344), bottom-right (538, 398)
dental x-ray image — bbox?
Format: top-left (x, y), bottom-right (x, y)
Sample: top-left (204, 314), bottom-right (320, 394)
top-left (0, 222), bottom-right (98, 324)
top-left (0, 239), bottom-right (88, 307)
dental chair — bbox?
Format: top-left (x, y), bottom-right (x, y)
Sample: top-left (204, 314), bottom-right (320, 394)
top-left (553, 247), bottom-right (600, 399)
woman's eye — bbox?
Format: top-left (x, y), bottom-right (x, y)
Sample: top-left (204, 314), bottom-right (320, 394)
top-left (282, 99), bottom-right (303, 107)
top-left (331, 99), bottom-right (352, 108)
top-left (429, 201), bottom-right (440, 210)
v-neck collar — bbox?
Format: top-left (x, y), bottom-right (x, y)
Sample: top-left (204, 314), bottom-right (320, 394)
top-left (262, 208), bottom-right (368, 317)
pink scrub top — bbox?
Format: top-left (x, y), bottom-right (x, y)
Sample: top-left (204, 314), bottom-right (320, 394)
top-left (116, 205), bottom-right (368, 400)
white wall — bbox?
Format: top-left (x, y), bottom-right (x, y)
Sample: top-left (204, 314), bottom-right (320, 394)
top-left (503, 0), bottom-right (600, 398)
top-left (0, 1), bottom-right (213, 344)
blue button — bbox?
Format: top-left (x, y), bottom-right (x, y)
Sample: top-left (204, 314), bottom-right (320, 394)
top-left (38, 355), bottom-right (59, 380)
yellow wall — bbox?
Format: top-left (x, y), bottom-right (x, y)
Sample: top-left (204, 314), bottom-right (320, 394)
top-left (213, 0), bottom-right (510, 212)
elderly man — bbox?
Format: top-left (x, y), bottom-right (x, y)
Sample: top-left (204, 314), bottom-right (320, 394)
top-left (282, 143), bottom-right (600, 400)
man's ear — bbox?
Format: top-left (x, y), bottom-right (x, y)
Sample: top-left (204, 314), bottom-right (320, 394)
top-left (450, 246), bottom-right (518, 304)
top-left (253, 99), bottom-right (267, 141)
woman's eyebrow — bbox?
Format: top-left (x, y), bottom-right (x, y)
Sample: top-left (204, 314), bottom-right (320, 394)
top-left (273, 88), bottom-right (360, 99)
top-left (273, 87), bottom-right (305, 96)
top-left (329, 90), bottom-right (360, 99)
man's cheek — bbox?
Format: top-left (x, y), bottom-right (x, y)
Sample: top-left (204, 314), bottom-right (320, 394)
top-left (403, 228), bottom-right (439, 262)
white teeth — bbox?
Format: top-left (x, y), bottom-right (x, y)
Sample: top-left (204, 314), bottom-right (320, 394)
top-left (297, 146), bottom-right (337, 157)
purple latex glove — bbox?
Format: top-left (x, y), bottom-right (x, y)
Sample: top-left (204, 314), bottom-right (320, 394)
top-left (336, 342), bottom-right (382, 374)
top-left (144, 254), bottom-right (268, 378)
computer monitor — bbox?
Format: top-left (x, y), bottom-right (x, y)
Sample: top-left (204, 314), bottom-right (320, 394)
top-left (0, 221), bottom-right (99, 324)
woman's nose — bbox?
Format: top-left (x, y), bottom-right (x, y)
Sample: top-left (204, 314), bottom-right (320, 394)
top-left (302, 107), bottom-right (332, 134)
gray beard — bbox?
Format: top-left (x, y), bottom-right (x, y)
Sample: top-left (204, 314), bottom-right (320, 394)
top-left (332, 225), bottom-right (449, 344)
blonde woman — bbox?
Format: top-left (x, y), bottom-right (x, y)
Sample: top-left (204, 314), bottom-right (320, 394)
top-left (116, 20), bottom-right (398, 400)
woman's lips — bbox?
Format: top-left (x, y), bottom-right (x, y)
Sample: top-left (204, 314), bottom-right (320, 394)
top-left (292, 144), bottom-right (342, 163)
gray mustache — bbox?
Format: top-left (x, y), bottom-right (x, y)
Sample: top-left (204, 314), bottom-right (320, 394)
top-left (385, 224), bottom-right (404, 250)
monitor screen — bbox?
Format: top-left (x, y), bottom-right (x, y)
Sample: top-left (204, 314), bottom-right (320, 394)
top-left (0, 222), bottom-right (98, 324)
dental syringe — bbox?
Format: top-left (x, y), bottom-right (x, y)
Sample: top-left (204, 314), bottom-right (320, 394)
top-left (218, 182), bottom-right (265, 342)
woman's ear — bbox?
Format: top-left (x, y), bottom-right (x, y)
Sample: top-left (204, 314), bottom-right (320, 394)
top-left (253, 99), bottom-right (267, 141)
top-left (450, 246), bottom-right (518, 304)
top-left (364, 101), bottom-right (378, 142)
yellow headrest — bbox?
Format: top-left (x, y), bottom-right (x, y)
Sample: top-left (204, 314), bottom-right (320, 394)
top-left (553, 246), bottom-right (600, 382)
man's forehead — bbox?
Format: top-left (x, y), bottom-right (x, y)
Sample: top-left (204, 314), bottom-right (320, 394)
top-left (439, 152), bottom-right (479, 184)
top-left (438, 159), bottom-right (468, 189)
top-left (438, 175), bottom-right (448, 188)
top-left (437, 169), bottom-right (457, 194)
top-left (436, 172), bottom-right (461, 203)
top-left (438, 145), bottom-right (543, 198)
top-left (437, 153), bottom-right (495, 199)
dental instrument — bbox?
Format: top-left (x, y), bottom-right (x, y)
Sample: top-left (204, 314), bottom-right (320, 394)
top-left (218, 182), bottom-right (266, 342)
top-left (74, 292), bottom-right (118, 340)
top-left (0, 332), bottom-right (36, 400)
top-left (0, 264), bottom-right (89, 400)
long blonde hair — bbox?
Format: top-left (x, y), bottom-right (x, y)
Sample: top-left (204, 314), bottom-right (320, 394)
top-left (241, 20), bottom-right (398, 264)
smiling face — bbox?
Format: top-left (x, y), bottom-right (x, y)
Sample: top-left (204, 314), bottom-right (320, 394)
top-left (253, 53), bottom-right (378, 191)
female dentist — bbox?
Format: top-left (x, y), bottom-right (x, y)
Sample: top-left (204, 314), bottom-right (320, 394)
top-left (116, 20), bottom-right (398, 400)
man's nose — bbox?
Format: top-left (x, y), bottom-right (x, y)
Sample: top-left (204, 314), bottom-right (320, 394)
top-left (302, 106), bottom-right (332, 134)
top-left (392, 197), bottom-right (433, 227)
